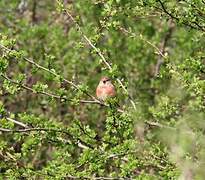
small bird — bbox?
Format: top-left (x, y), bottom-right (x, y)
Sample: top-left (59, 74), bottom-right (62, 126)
top-left (96, 77), bottom-right (116, 101)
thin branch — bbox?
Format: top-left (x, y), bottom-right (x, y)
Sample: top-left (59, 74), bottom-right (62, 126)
top-left (63, 175), bottom-right (127, 180)
top-left (0, 43), bottom-right (99, 102)
top-left (1, 74), bottom-right (124, 112)
top-left (64, 10), bottom-right (112, 70)
top-left (5, 117), bottom-right (29, 128)
top-left (118, 26), bottom-right (166, 58)
top-left (63, 8), bottom-right (136, 110)
top-left (118, 25), bottom-right (174, 77)
top-left (157, 0), bottom-right (205, 32)
top-left (0, 127), bottom-right (93, 149)
top-left (1, 109), bottom-right (95, 149)
top-left (145, 121), bottom-right (175, 130)
top-left (145, 121), bottom-right (196, 135)
top-left (1, 74), bottom-right (102, 105)
top-left (0, 44), bottom-right (77, 87)
top-left (1, 74), bottom-right (62, 99)
top-left (108, 153), bottom-right (129, 162)
top-left (75, 121), bottom-right (114, 145)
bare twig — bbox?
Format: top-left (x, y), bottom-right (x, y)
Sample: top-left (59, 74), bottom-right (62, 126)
top-left (63, 8), bottom-right (136, 110)
top-left (5, 117), bottom-right (29, 128)
top-left (145, 120), bottom-right (195, 135)
top-left (145, 121), bottom-right (175, 130)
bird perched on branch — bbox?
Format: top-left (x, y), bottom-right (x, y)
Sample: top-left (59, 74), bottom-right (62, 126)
top-left (96, 77), bottom-right (116, 101)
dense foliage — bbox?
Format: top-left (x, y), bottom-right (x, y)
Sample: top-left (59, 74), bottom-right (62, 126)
top-left (0, 0), bottom-right (205, 179)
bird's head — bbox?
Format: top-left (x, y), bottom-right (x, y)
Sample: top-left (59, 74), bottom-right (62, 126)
top-left (99, 76), bottom-right (112, 86)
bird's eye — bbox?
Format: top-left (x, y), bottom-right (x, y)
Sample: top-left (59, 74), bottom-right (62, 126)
top-left (103, 80), bottom-right (106, 84)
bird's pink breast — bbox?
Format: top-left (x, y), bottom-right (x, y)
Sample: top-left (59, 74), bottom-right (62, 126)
top-left (96, 85), bottom-right (115, 100)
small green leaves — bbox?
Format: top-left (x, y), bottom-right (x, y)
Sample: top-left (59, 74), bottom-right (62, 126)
top-left (3, 79), bottom-right (20, 94)
top-left (108, 64), bottom-right (119, 78)
top-left (0, 58), bottom-right (8, 73)
top-left (149, 96), bottom-right (179, 120)
top-left (0, 35), bottom-right (16, 48)
top-left (0, 102), bottom-right (5, 117)
top-left (7, 50), bottom-right (23, 59)
top-left (32, 82), bottom-right (48, 93)
top-left (0, 118), bottom-right (14, 129)
top-left (56, 0), bottom-right (64, 12)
